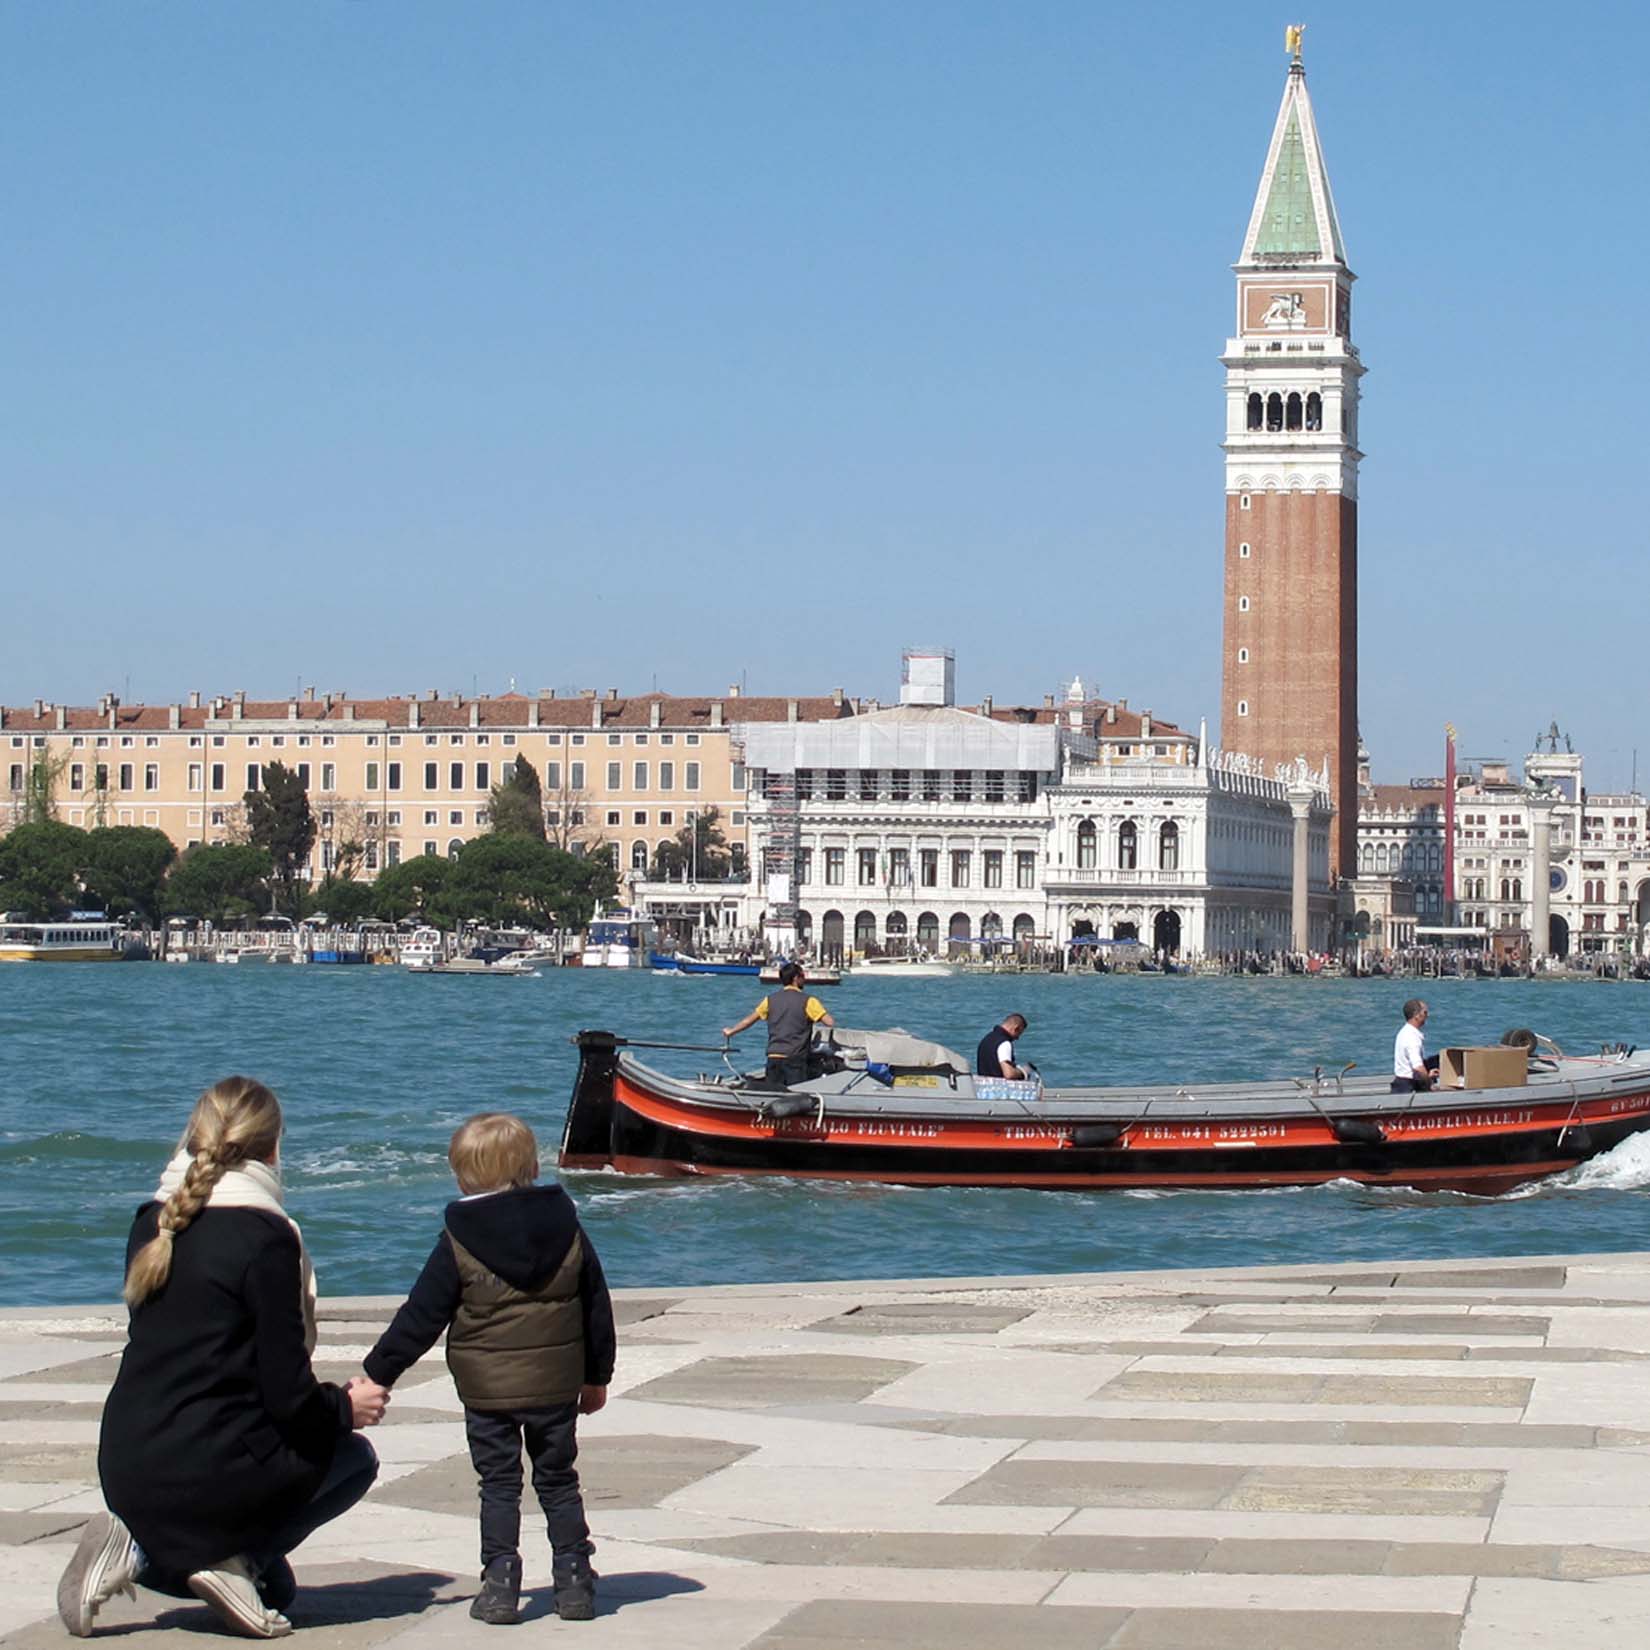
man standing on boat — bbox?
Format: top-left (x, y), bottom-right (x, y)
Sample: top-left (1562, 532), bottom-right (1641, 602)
top-left (1392, 999), bottom-right (1439, 1093)
top-left (976, 1014), bottom-right (1029, 1080)
top-left (723, 962), bottom-right (835, 1088)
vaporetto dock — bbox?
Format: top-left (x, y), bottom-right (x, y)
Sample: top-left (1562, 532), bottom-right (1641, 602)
top-left (6, 1254), bottom-right (1650, 1646)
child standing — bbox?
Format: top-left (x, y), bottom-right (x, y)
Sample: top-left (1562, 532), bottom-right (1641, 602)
top-left (363, 1114), bottom-right (615, 1623)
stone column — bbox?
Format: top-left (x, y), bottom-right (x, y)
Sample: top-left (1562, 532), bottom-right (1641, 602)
top-left (1529, 794), bottom-right (1555, 962)
top-left (1287, 782), bottom-right (1317, 954)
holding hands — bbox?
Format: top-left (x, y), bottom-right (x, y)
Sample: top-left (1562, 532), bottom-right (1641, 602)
top-left (345, 1375), bottom-right (391, 1429)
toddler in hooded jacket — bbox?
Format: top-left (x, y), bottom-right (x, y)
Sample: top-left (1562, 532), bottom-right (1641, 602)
top-left (364, 1113), bottom-right (615, 1623)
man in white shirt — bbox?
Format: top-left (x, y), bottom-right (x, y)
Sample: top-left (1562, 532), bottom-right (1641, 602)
top-left (1392, 999), bottom-right (1437, 1094)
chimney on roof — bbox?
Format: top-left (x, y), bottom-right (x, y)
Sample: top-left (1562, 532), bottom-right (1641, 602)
top-left (469, 701), bottom-right (479, 728)
top-left (728, 683), bottom-right (741, 698)
top-left (344, 703), bottom-right (355, 721)
top-left (1106, 703), bottom-right (1118, 725)
top-left (409, 700), bottom-right (420, 728)
top-left (1043, 693), bottom-right (1054, 709)
top-left (831, 686), bottom-right (844, 709)
top-left (304, 686), bottom-right (316, 702)
top-left (787, 698), bottom-right (798, 723)
top-left (188, 691), bottom-right (201, 709)
top-left (606, 688), bottom-right (618, 702)
top-left (428, 689), bottom-right (440, 702)
top-left (1141, 711), bottom-right (1152, 738)
top-left (287, 702), bottom-right (298, 721)
top-left (711, 700), bottom-right (724, 729)
top-left (590, 698), bottom-right (602, 729)
top-left (649, 700), bottom-right (662, 729)
top-left (232, 692), bottom-right (245, 719)
top-left (33, 698), bottom-right (45, 717)
top-left (55, 705), bottom-right (66, 730)
top-left (168, 705), bottom-right (180, 730)
top-left (527, 701), bottom-right (539, 730)
top-left (980, 695), bottom-right (993, 717)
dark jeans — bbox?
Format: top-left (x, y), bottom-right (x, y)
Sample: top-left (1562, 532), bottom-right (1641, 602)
top-left (465, 1402), bottom-right (591, 1567)
top-left (137, 1432), bottom-right (379, 1597)
top-left (765, 1051), bottom-right (807, 1089)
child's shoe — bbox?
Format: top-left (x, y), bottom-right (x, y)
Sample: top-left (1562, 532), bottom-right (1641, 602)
top-left (469, 1555), bottom-right (522, 1625)
top-left (552, 1547), bottom-right (597, 1621)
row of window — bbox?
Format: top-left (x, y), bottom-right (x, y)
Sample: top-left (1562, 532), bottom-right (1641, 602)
top-left (1244, 390), bottom-right (1325, 432)
top-left (767, 770), bottom-right (1041, 804)
top-left (1073, 819), bottom-right (1178, 871)
top-left (766, 847), bottom-right (1040, 890)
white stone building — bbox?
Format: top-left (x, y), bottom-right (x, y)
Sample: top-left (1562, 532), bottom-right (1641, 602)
top-left (733, 653), bottom-right (1333, 961)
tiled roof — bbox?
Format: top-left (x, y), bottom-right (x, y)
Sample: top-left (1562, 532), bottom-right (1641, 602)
top-left (976, 701), bottom-right (1191, 740)
top-left (1362, 783), bottom-right (1445, 814)
top-left (0, 692), bottom-right (859, 734)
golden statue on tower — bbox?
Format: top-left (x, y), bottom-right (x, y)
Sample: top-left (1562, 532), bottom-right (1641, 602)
top-left (1285, 24), bottom-right (1305, 61)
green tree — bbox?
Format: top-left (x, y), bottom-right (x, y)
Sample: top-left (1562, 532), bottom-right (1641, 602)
top-left (244, 761), bottom-right (316, 915)
top-left (650, 807), bottom-right (732, 882)
top-left (83, 827), bottom-right (178, 925)
top-left (443, 836), bottom-right (618, 931)
top-left (488, 752), bottom-right (547, 840)
top-left (369, 854), bottom-right (456, 924)
top-left (0, 821), bottom-right (90, 918)
top-left (20, 750), bottom-right (70, 826)
top-left (162, 844), bottom-right (272, 925)
top-left (309, 876), bottom-right (377, 924)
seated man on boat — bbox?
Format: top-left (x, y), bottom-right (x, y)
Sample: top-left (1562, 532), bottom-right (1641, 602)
top-left (723, 962), bottom-right (836, 1089)
top-left (1391, 999), bottom-right (1440, 1094)
top-left (976, 1014), bottom-right (1030, 1080)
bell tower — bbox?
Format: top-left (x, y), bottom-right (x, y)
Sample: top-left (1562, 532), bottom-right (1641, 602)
top-left (1220, 30), bottom-right (1363, 879)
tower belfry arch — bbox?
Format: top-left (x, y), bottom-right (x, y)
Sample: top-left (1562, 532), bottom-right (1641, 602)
top-left (1220, 36), bottom-right (1364, 881)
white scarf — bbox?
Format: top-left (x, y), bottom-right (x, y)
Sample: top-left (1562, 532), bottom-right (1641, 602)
top-left (154, 1150), bottom-right (318, 1354)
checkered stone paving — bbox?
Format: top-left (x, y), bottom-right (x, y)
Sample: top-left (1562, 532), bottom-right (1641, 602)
top-left (7, 1254), bottom-right (1650, 1646)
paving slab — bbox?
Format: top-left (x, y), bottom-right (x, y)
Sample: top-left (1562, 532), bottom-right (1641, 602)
top-left (5, 1250), bottom-right (1650, 1649)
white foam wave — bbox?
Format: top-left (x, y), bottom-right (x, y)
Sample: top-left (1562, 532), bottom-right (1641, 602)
top-left (1543, 1130), bottom-right (1650, 1194)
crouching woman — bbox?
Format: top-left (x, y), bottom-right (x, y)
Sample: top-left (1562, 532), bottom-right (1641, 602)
top-left (57, 1077), bottom-right (388, 1640)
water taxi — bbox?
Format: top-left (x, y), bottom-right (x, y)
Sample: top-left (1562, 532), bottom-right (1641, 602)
top-left (561, 1027), bottom-right (1650, 1196)
top-left (582, 915), bottom-right (656, 969)
top-left (0, 918), bottom-right (125, 963)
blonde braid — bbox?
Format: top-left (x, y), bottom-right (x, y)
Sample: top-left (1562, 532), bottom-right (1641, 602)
top-left (124, 1077), bottom-right (282, 1308)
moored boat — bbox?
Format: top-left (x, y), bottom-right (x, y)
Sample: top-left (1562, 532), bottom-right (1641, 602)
top-left (560, 1027), bottom-right (1650, 1196)
top-left (759, 963), bottom-right (842, 985)
top-left (855, 955), bottom-right (958, 979)
top-left (650, 952), bottom-right (761, 977)
top-left (0, 917), bottom-right (125, 962)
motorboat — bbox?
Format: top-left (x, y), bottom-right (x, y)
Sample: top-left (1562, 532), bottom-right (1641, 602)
top-left (650, 952), bottom-right (762, 977)
top-left (560, 1027), bottom-right (1650, 1196)
top-left (759, 963), bottom-right (843, 985)
top-left (855, 954), bottom-right (959, 979)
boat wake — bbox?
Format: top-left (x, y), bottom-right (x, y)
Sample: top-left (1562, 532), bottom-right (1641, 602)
top-left (1505, 1130), bottom-right (1650, 1196)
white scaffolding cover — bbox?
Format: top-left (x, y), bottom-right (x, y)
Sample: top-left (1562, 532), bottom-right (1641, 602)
top-left (739, 706), bottom-right (1057, 775)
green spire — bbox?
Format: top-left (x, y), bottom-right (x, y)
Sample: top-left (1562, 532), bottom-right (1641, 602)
top-left (1255, 110), bottom-right (1320, 257)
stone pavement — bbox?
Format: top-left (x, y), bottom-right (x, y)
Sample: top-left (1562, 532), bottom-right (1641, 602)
top-left (7, 1253), bottom-right (1650, 1647)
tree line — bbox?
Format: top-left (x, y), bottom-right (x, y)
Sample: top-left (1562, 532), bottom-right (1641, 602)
top-left (0, 754), bottom-right (618, 930)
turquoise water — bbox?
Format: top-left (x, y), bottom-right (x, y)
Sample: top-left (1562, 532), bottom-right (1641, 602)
top-left (6, 964), bottom-right (1650, 1306)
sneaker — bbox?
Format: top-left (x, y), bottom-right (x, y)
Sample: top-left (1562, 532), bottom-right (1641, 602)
top-left (187, 1555), bottom-right (293, 1638)
top-left (56, 1511), bottom-right (140, 1637)
top-left (469, 1554), bottom-right (522, 1625)
top-left (551, 1550), bottom-right (596, 1622)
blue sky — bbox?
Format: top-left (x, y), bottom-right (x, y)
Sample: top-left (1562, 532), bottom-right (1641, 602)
top-left (5, 2), bottom-right (1647, 788)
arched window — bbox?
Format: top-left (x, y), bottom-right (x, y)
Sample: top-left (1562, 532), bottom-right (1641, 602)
top-left (1620, 881), bottom-right (1631, 904)
top-left (916, 911), bottom-right (940, 950)
top-left (1500, 878), bottom-right (1510, 902)
top-left (1285, 391), bottom-right (1303, 431)
top-left (1305, 391), bottom-right (1322, 430)
top-left (885, 910), bottom-right (909, 940)
top-left (853, 910), bottom-right (877, 950)
top-left (1012, 913), bottom-right (1035, 943)
top-left (980, 911), bottom-right (1002, 939)
top-left (1159, 821), bottom-right (1179, 871)
top-left (1512, 879), bottom-right (1523, 901)
top-left (631, 840), bottom-right (649, 872)
top-left (447, 838), bottom-right (463, 859)
top-left (821, 910), bottom-right (845, 957)
top-left (948, 912), bottom-right (971, 945)
top-left (1266, 392), bottom-right (1283, 431)
top-left (1246, 392), bottom-right (1263, 430)
top-left (1077, 818), bottom-right (1098, 869)
top-left (1118, 820), bottom-right (1138, 870)
top-left (1361, 843), bottom-right (1375, 873)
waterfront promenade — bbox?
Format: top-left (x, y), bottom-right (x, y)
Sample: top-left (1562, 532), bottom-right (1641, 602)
top-left (6, 1255), bottom-right (1650, 1645)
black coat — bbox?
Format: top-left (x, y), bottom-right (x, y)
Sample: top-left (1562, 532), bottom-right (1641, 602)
top-left (364, 1184), bottom-right (617, 1399)
top-left (98, 1204), bottom-right (352, 1576)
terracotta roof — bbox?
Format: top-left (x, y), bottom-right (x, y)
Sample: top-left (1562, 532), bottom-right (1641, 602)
top-left (975, 700), bottom-right (1190, 740)
top-left (1362, 783), bottom-right (1445, 815)
top-left (0, 691), bottom-right (860, 734)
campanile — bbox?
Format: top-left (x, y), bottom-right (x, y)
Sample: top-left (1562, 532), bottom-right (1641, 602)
top-left (1221, 33), bottom-right (1363, 880)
